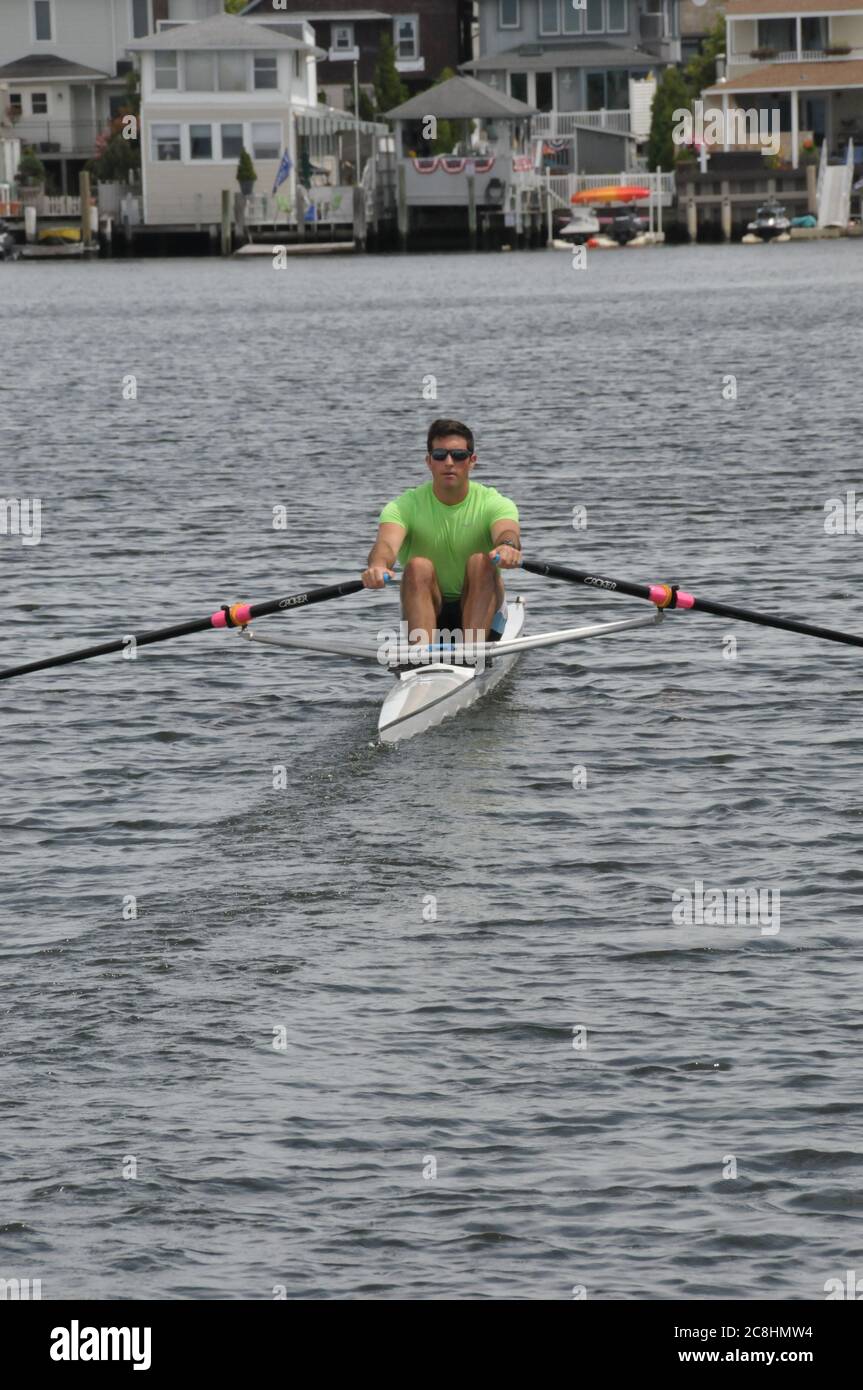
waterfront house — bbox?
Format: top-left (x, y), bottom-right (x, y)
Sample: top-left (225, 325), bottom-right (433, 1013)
top-left (240, 0), bottom-right (473, 102)
top-left (463, 1), bottom-right (677, 125)
top-left (700, 0), bottom-right (863, 168)
top-left (128, 11), bottom-right (387, 230)
top-left (0, 0), bottom-right (223, 194)
top-left (384, 71), bottom-right (544, 246)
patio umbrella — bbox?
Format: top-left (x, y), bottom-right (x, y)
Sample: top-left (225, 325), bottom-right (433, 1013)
top-left (571, 185), bottom-right (650, 204)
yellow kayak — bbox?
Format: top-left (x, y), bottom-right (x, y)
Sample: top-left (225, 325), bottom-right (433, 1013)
top-left (38, 226), bottom-right (81, 244)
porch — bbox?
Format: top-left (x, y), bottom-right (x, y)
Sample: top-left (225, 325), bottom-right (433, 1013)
top-left (702, 63), bottom-right (863, 169)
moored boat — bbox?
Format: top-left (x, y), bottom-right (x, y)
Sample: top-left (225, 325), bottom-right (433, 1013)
top-left (746, 200), bottom-right (791, 241)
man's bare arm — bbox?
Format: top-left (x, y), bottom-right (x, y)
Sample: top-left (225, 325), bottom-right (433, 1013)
top-left (489, 519), bottom-right (522, 570)
top-left (363, 521), bottom-right (406, 588)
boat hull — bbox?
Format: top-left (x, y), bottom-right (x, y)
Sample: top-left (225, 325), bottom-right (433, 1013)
top-left (378, 598), bottom-right (525, 744)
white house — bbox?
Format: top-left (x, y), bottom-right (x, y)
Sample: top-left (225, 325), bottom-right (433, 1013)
top-left (701, 0), bottom-right (863, 167)
top-left (128, 11), bottom-right (389, 226)
top-left (0, 0), bottom-right (223, 193)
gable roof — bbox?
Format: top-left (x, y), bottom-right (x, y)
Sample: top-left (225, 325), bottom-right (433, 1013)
top-left (385, 74), bottom-right (536, 120)
top-left (0, 53), bottom-right (110, 81)
top-left (127, 12), bottom-right (321, 54)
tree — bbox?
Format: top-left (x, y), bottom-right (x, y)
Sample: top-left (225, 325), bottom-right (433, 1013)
top-left (16, 146), bottom-right (46, 185)
top-left (684, 15), bottom-right (727, 100)
top-left (223, 0), bottom-right (246, 12)
top-left (87, 69), bottom-right (140, 183)
top-left (374, 33), bottom-right (408, 115)
top-left (645, 65), bottom-right (692, 172)
top-left (428, 67), bottom-right (459, 155)
top-left (346, 84), bottom-right (377, 123)
top-left (236, 147), bottom-right (257, 186)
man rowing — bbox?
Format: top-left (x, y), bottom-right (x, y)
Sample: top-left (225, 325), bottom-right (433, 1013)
top-left (362, 418), bottom-right (522, 647)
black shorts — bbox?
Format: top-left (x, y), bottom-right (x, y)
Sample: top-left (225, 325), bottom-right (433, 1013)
top-left (437, 598), bottom-right (463, 635)
top-left (436, 597), bottom-right (503, 642)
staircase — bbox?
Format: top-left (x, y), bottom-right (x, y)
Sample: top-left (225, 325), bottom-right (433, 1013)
top-left (817, 139), bottom-right (854, 228)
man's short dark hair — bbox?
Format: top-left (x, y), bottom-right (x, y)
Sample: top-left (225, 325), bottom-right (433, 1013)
top-left (427, 419), bottom-right (474, 454)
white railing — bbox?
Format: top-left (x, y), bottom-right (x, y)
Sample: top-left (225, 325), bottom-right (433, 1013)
top-left (41, 195), bottom-right (81, 215)
top-left (728, 47), bottom-right (863, 68)
top-left (5, 119), bottom-right (100, 154)
top-left (533, 110), bottom-right (631, 136)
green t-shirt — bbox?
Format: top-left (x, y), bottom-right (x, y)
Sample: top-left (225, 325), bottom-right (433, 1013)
top-left (379, 480), bottom-right (519, 598)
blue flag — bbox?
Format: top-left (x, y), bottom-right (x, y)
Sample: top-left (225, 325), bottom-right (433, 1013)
top-left (272, 150), bottom-right (293, 195)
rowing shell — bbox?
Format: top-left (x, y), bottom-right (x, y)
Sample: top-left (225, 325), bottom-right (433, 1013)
top-left (239, 602), bottom-right (662, 745)
top-left (378, 597), bottom-right (526, 743)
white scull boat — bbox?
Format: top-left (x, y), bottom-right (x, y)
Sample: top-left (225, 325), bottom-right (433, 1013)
top-left (239, 600), bottom-right (662, 745)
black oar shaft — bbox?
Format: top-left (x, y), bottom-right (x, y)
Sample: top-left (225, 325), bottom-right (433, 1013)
top-left (0, 577), bottom-right (365, 682)
top-left (522, 558), bottom-right (863, 651)
top-left (678, 594), bottom-right (863, 649)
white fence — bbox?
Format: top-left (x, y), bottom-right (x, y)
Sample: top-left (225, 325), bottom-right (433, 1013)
top-left (41, 196), bottom-right (81, 216)
top-left (533, 110), bottom-right (631, 136)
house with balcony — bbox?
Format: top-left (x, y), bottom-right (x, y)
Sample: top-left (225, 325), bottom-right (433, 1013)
top-left (459, 0), bottom-right (680, 170)
top-left (127, 10), bottom-right (387, 231)
top-left (0, 0), bottom-right (224, 194)
top-left (240, 0), bottom-right (474, 104)
top-left (701, 0), bottom-right (863, 168)
top-left (463, 0), bottom-right (678, 114)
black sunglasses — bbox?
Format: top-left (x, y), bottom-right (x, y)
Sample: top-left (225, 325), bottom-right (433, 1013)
top-left (430, 448), bottom-right (472, 462)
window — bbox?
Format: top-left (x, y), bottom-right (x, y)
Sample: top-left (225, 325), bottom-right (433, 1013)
top-left (131, 0), bottom-right (150, 40)
top-left (333, 24), bottom-right (354, 49)
top-left (510, 72), bottom-right (528, 103)
top-left (251, 122), bottom-right (281, 158)
top-left (154, 52), bottom-right (179, 89)
top-left (393, 16), bottom-right (418, 59)
top-left (539, 0), bottom-right (559, 35)
top-left (220, 123), bottom-right (244, 158)
top-left (535, 71), bottom-right (553, 111)
top-left (802, 16), bottom-right (827, 48)
top-left (218, 52), bottom-right (247, 91)
top-left (586, 0), bottom-right (603, 32)
top-left (254, 53), bottom-right (278, 89)
top-left (563, 2), bottom-right (582, 34)
top-left (9, 93), bottom-right (23, 113)
top-left (189, 124), bottom-right (212, 159)
top-left (607, 68), bottom-right (628, 106)
top-left (33, 1), bottom-right (52, 41)
top-left (499, 0), bottom-right (520, 28)
top-left (607, 0), bottom-right (626, 31)
top-left (758, 19), bottom-right (795, 50)
top-left (185, 51), bottom-right (216, 90)
top-left (586, 71), bottom-right (606, 108)
top-left (31, 92), bottom-right (48, 113)
top-left (151, 123), bottom-right (181, 160)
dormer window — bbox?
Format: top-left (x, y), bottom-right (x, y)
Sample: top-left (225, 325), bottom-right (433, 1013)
top-left (154, 51), bottom-right (179, 89)
top-left (254, 53), bottom-right (278, 89)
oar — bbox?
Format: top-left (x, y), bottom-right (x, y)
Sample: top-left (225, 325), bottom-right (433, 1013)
top-left (522, 558), bottom-right (863, 650)
top-left (0, 577), bottom-right (365, 682)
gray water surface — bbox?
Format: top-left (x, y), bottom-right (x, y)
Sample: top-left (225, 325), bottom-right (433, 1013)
top-left (2, 244), bottom-right (862, 1299)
